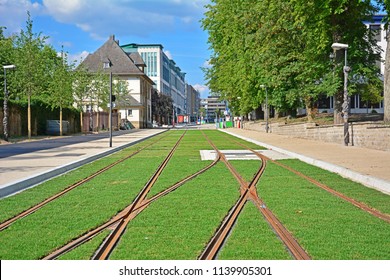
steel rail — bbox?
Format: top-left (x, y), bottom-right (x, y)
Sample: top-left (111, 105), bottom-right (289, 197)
top-left (44, 132), bottom-right (221, 260)
top-left (200, 135), bottom-right (310, 260)
top-left (233, 138), bottom-right (390, 224)
top-left (92, 131), bottom-right (187, 260)
top-left (0, 132), bottom-right (170, 232)
top-left (199, 132), bottom-right (267, 260)
top-left (270, 160), bottom-right (390, 223)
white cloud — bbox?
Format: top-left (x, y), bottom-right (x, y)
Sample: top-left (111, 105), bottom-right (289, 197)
top-left (68, 50), bottom-right (90, 66)
top-left (203, 59), bottom-right (211, 68)
top-left (0, 0), bottom-right (43, 34)
top-left (38, 0), bottom-right (209, 39)
top-left (164, 50), bottom-right (173, 60)
top-left (193, 84), bottom-right (209, 97)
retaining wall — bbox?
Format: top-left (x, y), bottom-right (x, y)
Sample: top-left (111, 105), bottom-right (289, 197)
top-left (243, 121), bottom-right (390, 151)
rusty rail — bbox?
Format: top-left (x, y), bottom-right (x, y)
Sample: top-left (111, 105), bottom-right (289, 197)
top-left (0, 133), bottom-right (170, 232)
top-left (44, 131), bottom-right (221, 260)
top-left (199, 134), bottom-right (310, 260)
top-left (92, 131), bottom-right (187, 260)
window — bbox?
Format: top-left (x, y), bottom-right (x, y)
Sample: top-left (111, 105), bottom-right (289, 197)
top-left (370, 24), bottom-right (381, 42)
top-left (103, 62), bottom-right (110, 69)
top-left (128, 109), bottom-right (133, 116)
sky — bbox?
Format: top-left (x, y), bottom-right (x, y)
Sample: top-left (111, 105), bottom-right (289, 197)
top-left (0, 0), bottom-right (212, 98)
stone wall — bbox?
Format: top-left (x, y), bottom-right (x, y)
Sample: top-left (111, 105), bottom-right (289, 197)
top-left (243, 121), bottom-right (390, 151)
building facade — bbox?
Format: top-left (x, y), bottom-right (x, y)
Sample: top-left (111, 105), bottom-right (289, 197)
top-left (200, 96), bottom-right (226, 123)
top-left (315, 15), bottom-right (386, 115)
top-left (185, 84), bottom-right (201, 122)
top-left (80, 35), bottom-right (154, 129)
top-left (121, 43), bottom-right (187, 117)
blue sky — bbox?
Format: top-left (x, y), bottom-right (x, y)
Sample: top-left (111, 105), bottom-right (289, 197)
top-left (0, 0), bottom-right (212, 97)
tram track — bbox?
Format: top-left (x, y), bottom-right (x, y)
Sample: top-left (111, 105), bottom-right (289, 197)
top-left (43, 145), bottom-right (221, 260)
top-left (0, 133), bottom-right (171, 232)
top-left (231, 138), bottom-right (390, 224)
top-left (198, 132), bottom-right (310, 260)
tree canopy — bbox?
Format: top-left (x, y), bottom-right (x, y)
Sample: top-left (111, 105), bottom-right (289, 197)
top-left (201, 0), bottom-right (383, 122)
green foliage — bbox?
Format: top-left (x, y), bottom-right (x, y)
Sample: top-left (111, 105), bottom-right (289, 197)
top-left (202, 0), bottom-right (383, 118)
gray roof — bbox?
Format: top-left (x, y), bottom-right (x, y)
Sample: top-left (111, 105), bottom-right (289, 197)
top-left (81, 35), bottom-right (145, 75)
top-left (116, 95), bottom-right (143, 107)
top-left (127, 52), bottom-right (146, 67)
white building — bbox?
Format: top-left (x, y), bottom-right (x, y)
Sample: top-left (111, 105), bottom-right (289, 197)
top-left (121, 43), bottom-right (187, 116)
top-left (81, 36), bottom-right (154, 129)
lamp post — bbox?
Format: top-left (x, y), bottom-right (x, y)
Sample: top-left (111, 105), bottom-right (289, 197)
top-left (260, 85), bottom-right (269, 133)
top-left (331, 43), bottom-right (350, 146)
top-left (3, 65), bottom-right (16, 142)
top-left (109, 71), bottom-right (113, 147)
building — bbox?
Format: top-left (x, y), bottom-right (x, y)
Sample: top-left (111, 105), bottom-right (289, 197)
top-left (186, 84), bottom-right (201, 122)
top-left (200, 96), bottom-right (227, 123)
top-left (316, 15), bottom-right (386, 115)
top-left (120, 43), bottom-right (187, 117)
top-left (80, 35), bottom-right (154, 129)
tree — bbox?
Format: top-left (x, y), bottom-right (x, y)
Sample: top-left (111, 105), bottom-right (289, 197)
top-left (113, 78), bottom-right (132, 120)
top-left (13, 12), bottom-right (48, 139)
top-left (47, 48), bottom-right (75, 136)
top-left (1, 27), bottom-right (16, 141)
top-left (89, 69), bottom-right (109, 131)
top-left (73, 65), bottom-right (93, 133)
top-left (202, 0), bottom-right (382, 124)
top-left (377, 0), bottom-right (390, 122)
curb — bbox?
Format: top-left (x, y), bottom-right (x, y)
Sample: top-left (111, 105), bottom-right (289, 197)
top-left (221, 129), bottom-right (390, 195)
top-left (0, 130), bottom-right (166, 198)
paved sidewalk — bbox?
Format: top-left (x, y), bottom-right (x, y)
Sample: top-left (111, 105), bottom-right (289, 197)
top-left (224, 128), bottom-right (390, 195)
top-left (0, 129), bottom-right (166, 197)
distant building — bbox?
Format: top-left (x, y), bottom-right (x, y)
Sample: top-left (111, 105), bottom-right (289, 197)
top-left (200, 96), bottom-right (226, 122)
top-left (186, 84), bottom-right (201, 122)
top-left (120, 43), bottom-right (187, 117)
top-left (80, 35), bottom-right (154, 129)
top-left (315, 15), bottom-right (386, 115)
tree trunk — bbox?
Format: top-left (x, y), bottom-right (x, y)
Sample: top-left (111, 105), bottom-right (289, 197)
top-left (80, 111), bottom-right (83, 133)
top-left (28, 95), bottom-right (31, 139)
top-left (60, 106), bottom-right (63, 136)
top-left (384, 28), bottom-right (390, 123)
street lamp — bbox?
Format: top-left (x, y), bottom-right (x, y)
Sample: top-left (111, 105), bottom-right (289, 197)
top-left (331, 43), bottom-right (350, 146)
top-left (3, 65), bottom-right (16, 142)
top-left (109, 71), bottom-right (113, 147)
top-left (260, 84), bottom-right (269, 133)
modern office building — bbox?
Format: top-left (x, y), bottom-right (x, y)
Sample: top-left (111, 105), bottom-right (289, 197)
top-left (121, 43), bottom-right (187, 116)
top-left (200, 96), bottom-right (227, 123)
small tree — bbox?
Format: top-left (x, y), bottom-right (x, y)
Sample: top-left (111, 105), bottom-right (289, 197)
top-left (47, 48), bottom-right (74, 136)
top-left (13, 12), bottom-right (48, 139)
top-left (73, 65), bottom-right (93, 133)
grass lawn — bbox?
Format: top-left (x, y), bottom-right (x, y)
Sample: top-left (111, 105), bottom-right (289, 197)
top-left (0, 130), bottom-right (388, 260)
top-left (259, 161), bottom-right (390, 259)
top-left (218, 202), bottom-right (292, 260)
top-left (0, 131), bottom-right (172, 223)
top-left (110, 162), bottom-right (241, 260)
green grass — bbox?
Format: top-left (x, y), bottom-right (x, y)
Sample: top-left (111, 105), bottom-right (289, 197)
top-left (277, 159), bottom-right (390, 215)
top-left (58, 230), bottom-right (110, 260)
top-left (259, 161), bottom-right (390, 259)
top-left (110, 162), bottom-right (241, 260)
top-left (0, 131), bottom-right (172, 222)
top-left (148, 130), bottom-right (213, 198)
top-left (218, 202), bottom-right (292, 260)
top-left (0, 132), bottom-right (183, 259)
top-left (1, 130), bottom-right (388, 260)
top-left (228, 160), bottom-right (263, 183)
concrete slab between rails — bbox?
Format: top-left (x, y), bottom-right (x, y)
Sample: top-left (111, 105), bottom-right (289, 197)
top-left (0, 130), bottom-right (167, 198)
top-left (221, 130), bottom-right (390, 195)
top-left (200, 150), bottom-right (295, 161)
